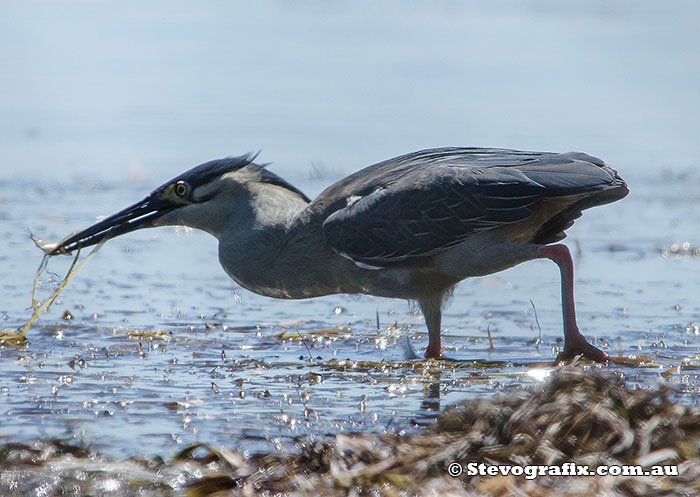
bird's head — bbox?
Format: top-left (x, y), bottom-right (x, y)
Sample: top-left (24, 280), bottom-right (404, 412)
top-left (47, 153), bottom-right (310, 256)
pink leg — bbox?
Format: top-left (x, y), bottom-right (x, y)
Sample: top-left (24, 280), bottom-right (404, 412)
top-left (424, 341), bottom-right (443, 360)
top-left (420, 297), bottom-right (444, 359)
top-left (537, 244), bottom-right (608, 363)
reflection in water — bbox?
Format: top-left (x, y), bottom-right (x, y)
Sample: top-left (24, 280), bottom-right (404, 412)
top-left (419, 371), bottom-right (442, 421)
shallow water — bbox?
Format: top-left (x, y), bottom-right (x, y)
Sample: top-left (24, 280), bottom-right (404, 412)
top-left (2, 0), bottom-right (700, 462)
top-left (2, 170), bottom-right (700, 460)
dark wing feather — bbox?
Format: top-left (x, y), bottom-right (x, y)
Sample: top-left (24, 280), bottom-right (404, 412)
top-left (314, 148), bottom-right (626, 267)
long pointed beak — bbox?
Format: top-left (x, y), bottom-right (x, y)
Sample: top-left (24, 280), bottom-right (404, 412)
top-left (47, 194), bottom-right (176, 256)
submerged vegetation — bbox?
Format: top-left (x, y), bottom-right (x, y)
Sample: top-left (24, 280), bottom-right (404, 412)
top-left (1, 368), bottom-right (698, 496)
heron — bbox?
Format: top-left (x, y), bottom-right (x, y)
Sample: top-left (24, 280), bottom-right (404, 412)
top-left (47, 148), bottom-right (627, 362)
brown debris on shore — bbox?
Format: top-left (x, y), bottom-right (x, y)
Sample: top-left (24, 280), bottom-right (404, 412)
top-left (2, 368), bottom-right (699, 496)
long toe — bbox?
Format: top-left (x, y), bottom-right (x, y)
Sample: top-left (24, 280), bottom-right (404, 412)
top-left (556, 336), bottom-right (608, 364)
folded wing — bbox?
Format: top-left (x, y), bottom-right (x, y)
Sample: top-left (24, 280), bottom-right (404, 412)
top-left (317, 148), bottom-right (626, 268)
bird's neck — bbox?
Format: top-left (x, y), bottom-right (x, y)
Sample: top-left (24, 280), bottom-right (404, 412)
top-left (216, 184), bottom-right (345, 299)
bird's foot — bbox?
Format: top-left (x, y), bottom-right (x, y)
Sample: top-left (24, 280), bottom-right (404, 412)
top-left (555, 333), bottom-right (608, 363)
top-left (424, 344), bottom-right (443, 360)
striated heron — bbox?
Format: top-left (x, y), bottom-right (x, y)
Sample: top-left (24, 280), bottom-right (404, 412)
top-left (48, 148), bottom-right (628, 362)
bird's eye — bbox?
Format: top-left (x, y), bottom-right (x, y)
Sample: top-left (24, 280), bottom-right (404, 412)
top-left (174, 181), bottom-right (189, 198)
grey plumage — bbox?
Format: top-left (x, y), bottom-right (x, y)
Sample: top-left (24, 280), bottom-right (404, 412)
top-left (48, 147), bottom-right (628, 362)
top-left (318, 148), bottom-right (625, 268)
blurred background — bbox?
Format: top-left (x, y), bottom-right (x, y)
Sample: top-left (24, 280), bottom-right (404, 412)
top-left (2, 0), bottom-right (699, 185)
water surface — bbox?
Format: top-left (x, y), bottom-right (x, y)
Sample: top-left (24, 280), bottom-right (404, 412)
top-left (1, 1), bottom-right (700, 460)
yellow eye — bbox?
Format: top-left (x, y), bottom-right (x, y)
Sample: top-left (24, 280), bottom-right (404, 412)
top-left (174, 181), bottom-right (189, 198)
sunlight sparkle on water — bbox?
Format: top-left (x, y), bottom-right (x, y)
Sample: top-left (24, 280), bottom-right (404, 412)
top-left (527, 368), bottom-right (553, 382)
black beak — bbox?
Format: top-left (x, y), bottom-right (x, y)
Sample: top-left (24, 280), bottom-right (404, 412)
top-left (47, 194), bottom-right (176, 256)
